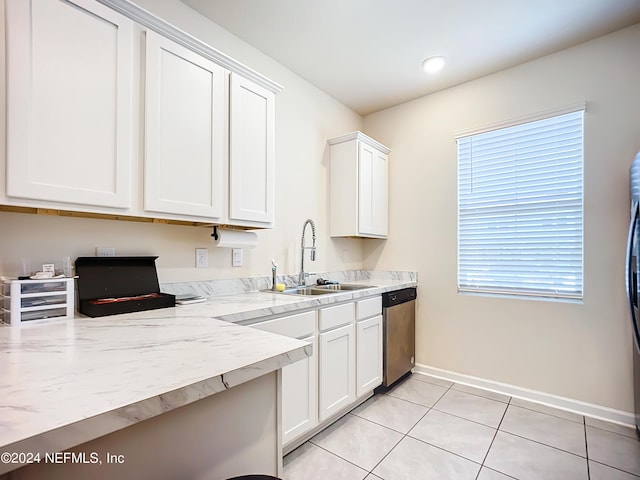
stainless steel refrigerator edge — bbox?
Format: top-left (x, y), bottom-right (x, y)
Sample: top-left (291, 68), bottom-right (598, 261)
top-left (626, 151), bottom-right (640, 437)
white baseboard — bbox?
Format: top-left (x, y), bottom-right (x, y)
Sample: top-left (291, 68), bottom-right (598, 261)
top-left (415, 363), bottom-right (636, 428)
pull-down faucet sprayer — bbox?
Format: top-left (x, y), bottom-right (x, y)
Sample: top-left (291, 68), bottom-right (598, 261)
top-left (299, 219), bottom-right (317, 286)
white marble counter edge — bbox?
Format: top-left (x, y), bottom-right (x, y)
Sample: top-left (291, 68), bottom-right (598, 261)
top-left (0, 342), bottom-right (310, 468)
top-left (0, 342), bottom-right (310, 469)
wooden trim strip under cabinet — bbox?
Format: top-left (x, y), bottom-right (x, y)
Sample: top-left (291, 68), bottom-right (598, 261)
top-left (0, 205), bottom-right (266, 230)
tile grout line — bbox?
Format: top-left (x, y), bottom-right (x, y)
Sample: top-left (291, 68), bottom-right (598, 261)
top-left (496, 429), bottom-right (590, 460)
top-left (484, 394), bottom-right (594, 463)
top-left (398, 378), bottom-right (636, 479)
top-left (383, 379), bottom-right (518, 479)
top-left (394, 382), bottom-right (515, 476)
top-left (305, 440), bottom-right (375, 478)
top-left (363, 379), bottom-right (454, 478)
top-left (580, 423), bottom-right (640, 479)
top-left (475, 395), bottom-right (511, 480)
top-left (450, 384), bottom-right (512, 404)
top-left (288, 375), bottom-right (638, 480)
top-left (588, 460), bottom-right (640, 478)
top-left (384, 382), bottom-right (517, 480)
top-left (428, 405), bottom-right (508, 430)
top-left (509, 402), bottom-right (585, 425)
top-left (404, 433), bottom-right (486, 470)
top-left (586, 422), bottom-right (640, 439)
top-left (351, 380), bottom-right (450, 434)
top-left (308, 386), bottom-right (442, 479)
top-left (299, 376), bottom-right (630, 479)
top-left (584, 415), bottom-right (591, 480)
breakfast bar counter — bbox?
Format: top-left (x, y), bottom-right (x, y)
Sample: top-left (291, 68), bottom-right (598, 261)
top-left (0, 275), bottom-right (415, 479)
top-left (0, 312), bottom-right (310, 479)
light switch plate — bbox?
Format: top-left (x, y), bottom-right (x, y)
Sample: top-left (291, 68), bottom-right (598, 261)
top-left (232, 248), bottom-right (243, 267)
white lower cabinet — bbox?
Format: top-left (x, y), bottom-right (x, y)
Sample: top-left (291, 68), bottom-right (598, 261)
top-left (355, 296), bottom-right (383, 397)
top-left (249, 295), bottom-right (381, 448)
top-left (356, 315), bottom-right (383, 397)
top-left (249, 310), bottom-right (318, 445)
top-left (319, 324), bottom-right (356, 421)
top-left (318, 303), bottom-right (356, 422)
top-left (281, 333), bottom-right (317, 444)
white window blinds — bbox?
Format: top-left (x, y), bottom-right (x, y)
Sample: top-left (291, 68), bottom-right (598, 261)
top-left (457, 109), bottom-right (584, 300)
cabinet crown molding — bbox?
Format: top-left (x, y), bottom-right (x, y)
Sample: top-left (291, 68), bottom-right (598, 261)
top-left (327, 131), bottom-right (390, 154)
top-left (96, 0), bottom-right (283, 94)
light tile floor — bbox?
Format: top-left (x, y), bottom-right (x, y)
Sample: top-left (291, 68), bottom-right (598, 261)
top-left (283, 373), bottom-right (640, 480)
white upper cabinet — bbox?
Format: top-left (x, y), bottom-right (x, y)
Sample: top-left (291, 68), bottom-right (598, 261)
top-left (229, 74), bottom-right (275, 226)
top-left (2, 0), bottom-right (281, 228)
top-left (328, 132), bottom-right (389, 238)
top-left (5, 0), bottom-right (135, 209)
top-left (358, 142), bottom-right (389, 237)
top-left (144, 31), bottom-right (227, 220)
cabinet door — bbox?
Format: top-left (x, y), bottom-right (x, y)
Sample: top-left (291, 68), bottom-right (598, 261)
top-left (319, 324), bottom-right (356, 421)
top-left (229, 74), bottom-right (275, 226)
top-left (5, 0), bottom-right (134, 209)
top-left (144, 31), bottom-right (227, 219)
top-left (282, 334), bottom-right (318, 445)
top-left (358, 142), bottom-right (388, 237)
top-left (357, 315), bottom-right (383, 397)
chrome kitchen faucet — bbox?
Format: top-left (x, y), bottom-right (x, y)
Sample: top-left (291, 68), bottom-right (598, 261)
top-left (299, 219), bottom-right (316, 286)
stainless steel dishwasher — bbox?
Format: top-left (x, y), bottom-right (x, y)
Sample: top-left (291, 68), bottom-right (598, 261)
top-left (382, 287), bottom-right (417, 386)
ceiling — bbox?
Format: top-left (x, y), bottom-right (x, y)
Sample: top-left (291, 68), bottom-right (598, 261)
top-left (182, 0), bottom-right (640, 115)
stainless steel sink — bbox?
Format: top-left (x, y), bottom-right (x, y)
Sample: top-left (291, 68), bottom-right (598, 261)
top-left (260, 287), bottom-right (334, 296)
top-left (261, 283), bottom-right (375, 296)
top-left (282, 287), bottom-right (334, 296)
top-left (313, 284), bottom-right (375, 291)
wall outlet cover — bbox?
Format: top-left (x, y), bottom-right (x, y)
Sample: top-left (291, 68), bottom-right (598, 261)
top-left (96, 247), bottom-right (115, 257)
top-left (196, 248), bottom-right (208, 268)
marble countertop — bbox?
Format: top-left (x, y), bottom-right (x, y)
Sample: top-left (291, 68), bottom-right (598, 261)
top-left (171, 278), bottom-right (417, 324)
top-left (0, 277), bottom-right (415, 471)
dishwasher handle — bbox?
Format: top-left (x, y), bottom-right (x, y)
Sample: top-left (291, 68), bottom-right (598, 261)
top-left (382, 287), bottom-right (417, 307)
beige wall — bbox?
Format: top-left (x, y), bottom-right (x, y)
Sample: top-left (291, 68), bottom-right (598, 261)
top-left (2, 0), bottom-right (639, 413)
top-left (363, 24), bottom-right (640, 411)
top-left (0, 0), bottom-right (364, 282)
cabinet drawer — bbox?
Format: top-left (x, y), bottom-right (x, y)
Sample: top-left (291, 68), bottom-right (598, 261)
top-left (319, 302), bottom-right (354, 332)
top-left (20, 294), bottom-right (67, 309)
top-left (356, 296), bottom-right (382, 321)
top-left (3, 307), bottom-right (69, 325)
top-left (251, 310), bottom-right (316, 339)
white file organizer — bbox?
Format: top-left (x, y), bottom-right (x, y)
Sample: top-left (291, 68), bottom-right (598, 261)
top-left (2, 278), bottom-right (75, 325)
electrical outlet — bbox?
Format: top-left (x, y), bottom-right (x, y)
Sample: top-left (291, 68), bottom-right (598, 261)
top-left (342, 250), bottom-right (349, 263)
top-left (195, 248), bottom-right (208, 268)
top-left (232, 248), bottom-right (243, 267)
top-left (97, 247), bottom-right (115, 257)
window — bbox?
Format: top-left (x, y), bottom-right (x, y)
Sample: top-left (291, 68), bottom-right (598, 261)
top-left (457, 108), bottom-right (584, 300)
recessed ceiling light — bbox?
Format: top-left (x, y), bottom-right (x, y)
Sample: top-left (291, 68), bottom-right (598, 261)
top-left (421, 56), bottom-right (446, 74)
